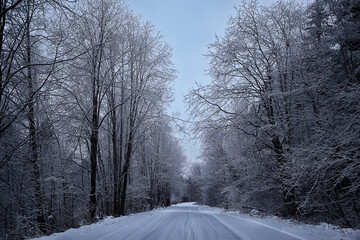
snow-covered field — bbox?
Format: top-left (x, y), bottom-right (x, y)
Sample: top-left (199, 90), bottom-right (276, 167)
top-left (33, 202), bottom-right (360, 240)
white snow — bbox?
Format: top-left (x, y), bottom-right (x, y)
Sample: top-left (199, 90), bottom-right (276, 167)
top-left (33, 202), bottom-right (360, 240)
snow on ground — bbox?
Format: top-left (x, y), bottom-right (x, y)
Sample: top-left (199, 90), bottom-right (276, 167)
top-left (33, 202), bottom-right (360, 240)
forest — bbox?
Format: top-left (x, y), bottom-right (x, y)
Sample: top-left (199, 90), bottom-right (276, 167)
top-left (1, 0), bottom-right (359, 239)
top-left (0, 0), bottom-right (186, 239)
top-left (186, 0), bottom-right (360, 230)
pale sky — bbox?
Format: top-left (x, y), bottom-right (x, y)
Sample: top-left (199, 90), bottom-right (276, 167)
top-left (126, 0), bottom-right (277, 161)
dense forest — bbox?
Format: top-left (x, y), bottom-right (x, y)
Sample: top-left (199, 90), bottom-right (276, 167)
top-left (187, 0), bottom-right (359, 229)
top-left (0, 0), bottom-right (186, 239)
top-left (1, 0), bottom-right (360, 239)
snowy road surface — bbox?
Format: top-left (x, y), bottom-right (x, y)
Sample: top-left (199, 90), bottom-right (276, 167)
top-left (35, 202), bottom-right (359, 240)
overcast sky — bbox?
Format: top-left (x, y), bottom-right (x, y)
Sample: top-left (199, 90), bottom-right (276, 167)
top-left (126, 0), bottom-right (277, 162)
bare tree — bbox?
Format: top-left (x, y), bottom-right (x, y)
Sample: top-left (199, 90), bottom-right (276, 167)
top-left (187, 0), bottom-right (360, 227)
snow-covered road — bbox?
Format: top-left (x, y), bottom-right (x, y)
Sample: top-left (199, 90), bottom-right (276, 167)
top-left (108, 203), bottom-right (301, 240)
top-left (35, 202), bottom-right (359, 240)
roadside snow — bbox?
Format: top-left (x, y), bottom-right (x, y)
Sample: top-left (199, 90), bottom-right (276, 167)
top-left (32, 202), bottom-right (360, 240)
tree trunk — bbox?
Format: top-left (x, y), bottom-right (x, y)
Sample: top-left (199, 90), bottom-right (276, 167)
top-left (119, 93), bottom-right (136, 216)
top-left (26, 4), bottom-right (45, 231)
top-left (119, 130), bottom-right (133, 216)
top-left (110, 92), bottom-right (119, 217)
top-left (89, 73), bottom-right (99, 220)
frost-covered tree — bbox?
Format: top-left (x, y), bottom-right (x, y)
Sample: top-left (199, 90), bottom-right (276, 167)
top-left (188, 0), bottom-right (306, 216)
top-left (0, 0), bottom-right (183, 238)
top-left (187, 0), bottom-right (360, 227)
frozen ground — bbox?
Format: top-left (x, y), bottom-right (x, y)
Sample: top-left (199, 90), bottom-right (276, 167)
top-left (33, 202), bottom-right (360, 240)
